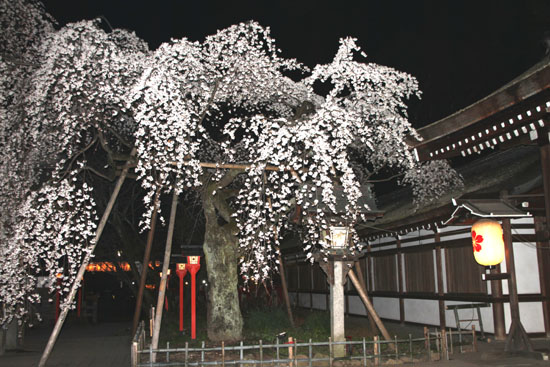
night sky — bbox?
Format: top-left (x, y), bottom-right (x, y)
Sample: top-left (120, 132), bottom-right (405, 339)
top-left (42, 0), bottom-right (550, 128)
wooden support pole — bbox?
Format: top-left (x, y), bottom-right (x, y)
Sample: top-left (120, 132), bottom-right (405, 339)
top-left (353, 260), bottom-right (377, 333)
top-left (263, 173), bottom-right (294, 327)
top-left (151, 190), bottom-right (179, 360)
top-left (365, 244), bottom-right (377, 333)
top-left (490, 265), bottom-right (506, 340)
top-left (539, 136), bottom-right (550, 241)
top-left (348, 269), bottom-right (393, 344)
top-left (434, 230), bottom-right (446, 330)
top-left (39, 148), bottom-right (136, 367)
top-left (278, 255), bottom-right (295, 328)
top-left (132, 187), bottom-right (162, 336)
top-left (539, 139), bottom-right (550, 336)
top-left (502, 218), bottom-right (533, 352)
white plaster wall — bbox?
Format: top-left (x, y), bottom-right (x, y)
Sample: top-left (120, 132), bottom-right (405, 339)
top-left (312, 293), bottom-right (326, 310)
top-left (513, 242), bottom-right (540, 294)
top-left (289, 292), bottom-right (297, 305)
top-left (347, 295), bottom-right (368, 316)
top-left (438, 225), bottom-right (470, 233)
top-left (403, 299), bottom-right (439, 325)
top-left (511, 217), bottom-right (534, 226)
top-left (375, 237), bottom-right (396, 245)
top-left (298, 292), bottom-right (311, 308)
top-left (503, 302), bottom-right (545, 333)
top-left (372, 297), bottom-right (400, 320)
top-left (439, 231), bottom-right (470, 242)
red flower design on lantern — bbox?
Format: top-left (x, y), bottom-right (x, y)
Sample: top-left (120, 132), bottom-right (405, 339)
top-left (472, 230), bottom-right (483, 252)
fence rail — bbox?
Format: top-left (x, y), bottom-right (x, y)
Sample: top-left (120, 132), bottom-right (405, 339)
top-left (132, 325), bottom-right (477, 367)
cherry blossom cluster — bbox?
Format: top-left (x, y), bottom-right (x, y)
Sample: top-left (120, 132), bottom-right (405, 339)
top-left (1, 2), bottom-right (464, 324)
top-left (131, 21), bottom-right (306, 230)
top-left (1, 166), bottom-right (97, 326)
top-left (1, 2), bottom-right (146, 326)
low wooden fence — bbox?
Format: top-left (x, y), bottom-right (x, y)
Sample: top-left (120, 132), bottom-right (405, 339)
top-left (131, 325), bottom-right (478, 367)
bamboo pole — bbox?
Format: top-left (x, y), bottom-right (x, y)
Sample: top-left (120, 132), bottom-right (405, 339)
top-left (348, 269), bottom-right (393, 343)
top-left (39, 148), bottom-right (136, 367)
top-left (151, 190), bottom-right (179, 361)
top-left (131, 187), bottom-right (162, 336)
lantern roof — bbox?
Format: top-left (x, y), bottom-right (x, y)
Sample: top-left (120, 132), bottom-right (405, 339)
top-left (444, 198), bottom-right (531, 225)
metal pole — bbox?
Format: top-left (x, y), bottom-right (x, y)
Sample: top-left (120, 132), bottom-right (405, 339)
top-left (151, 190), bottom-right (179, 359)
top-left (38, 148), bottom-right (136, 367)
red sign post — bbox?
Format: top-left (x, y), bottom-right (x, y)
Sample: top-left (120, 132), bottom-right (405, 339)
top-left (187, 256), bottom-right (201, 339)
top-left (175, 263), bottom-right (187, 332)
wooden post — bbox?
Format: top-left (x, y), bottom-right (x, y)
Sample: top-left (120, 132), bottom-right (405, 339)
top-left (426, 327), bottom-right (431, 360)
top-left (365, 244), bottom-right (377, 333)
top-left (263, 174), bottom-right (295, 327)
top-left (278, 254), bottom-right (295, 328)
top-left (288, 336), bottom-right (294, 367)
top-left (151, 190), bottom-right (179, 360)
top-left (539, 133), bottom-right (550, 244)
top-left (38, 148), bottom-right (136, 367)
top-left (132, 186), bottom-right (162, 336)
top-left (502, 218), bottom-right (533, 352)
top-left (441, 328), bottom-right (447, 359)
top-left (535, 216), bottom-right (550, 337)
top-left (471, 325), bottom-right (477, 352)
top-left (354, 259), bottom-right (378, 332)
top-left (490, 265), bottom-right (506, 340)
top-left (434, 230), bottom-right (446, 330)
top-left (538, 138), bottom-right (550, 337)
top-left (373, 335), bottom-right (379, 365)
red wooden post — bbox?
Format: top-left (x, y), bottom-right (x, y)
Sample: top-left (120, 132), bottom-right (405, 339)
top-left (176, 263), bottom-right (188, 331)
top-left (187, 256), bottom-right (201, 339)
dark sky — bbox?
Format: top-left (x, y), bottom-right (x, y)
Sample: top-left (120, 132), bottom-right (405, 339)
top-left (42, 0), bottom-right (550, 127)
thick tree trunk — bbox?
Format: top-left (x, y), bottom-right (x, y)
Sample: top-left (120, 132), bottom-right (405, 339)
top-left (202, 179), bottom-right (243, 342)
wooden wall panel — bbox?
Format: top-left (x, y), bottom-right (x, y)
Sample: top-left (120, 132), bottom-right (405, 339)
top-left (445, 244), bottom-right (487, 294)
top-left (404, 250), bottom-right (436, 293)
top-left (373, 254), bottom-right (398, 292)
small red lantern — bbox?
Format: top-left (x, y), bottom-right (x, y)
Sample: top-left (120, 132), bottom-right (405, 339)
top-left (176, 263), bottom-right (188, 332)
top-left (187, 256), bottom-right (201, 339)
top-left (471, 219), bottom-right (505, 267)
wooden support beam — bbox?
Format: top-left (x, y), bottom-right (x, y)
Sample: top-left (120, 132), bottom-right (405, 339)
top-left (435, 231), bottom-right (446, 330)
top-left (490, 265), bottom-right (506, 340)
top-left (502, 218), bottom-right (534, 352)
top-left (39, 148), bottom-right (136, 367)
top-left (348, 269), bottom-right (394, 349)
top-left (132, 187), bottom-right (162, 336)
top-left (151, 190), bottom-right (179, 361)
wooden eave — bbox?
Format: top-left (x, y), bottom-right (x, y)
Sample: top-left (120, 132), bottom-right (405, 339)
top-left (409, 61), bottom-right (550, 162)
